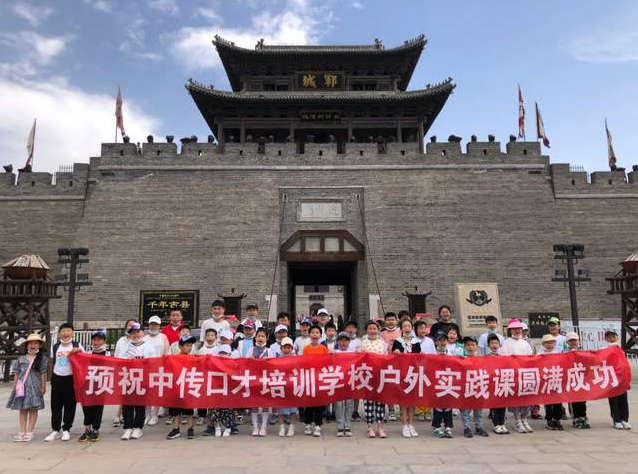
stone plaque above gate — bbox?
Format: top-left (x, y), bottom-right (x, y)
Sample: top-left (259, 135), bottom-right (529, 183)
top-left (297, 200), bottom-right (344, 222)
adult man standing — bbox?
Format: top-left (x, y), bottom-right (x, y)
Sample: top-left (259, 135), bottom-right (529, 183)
top-left (242, 303), bottom-right (263, 330)
top-left (199, 300), bottom-right (231, 341)
top-left (162, 308), bottom-right (183, 345)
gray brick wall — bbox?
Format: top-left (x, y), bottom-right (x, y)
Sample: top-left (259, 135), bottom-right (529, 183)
top-left (0, 139), bottom-right (635, 328)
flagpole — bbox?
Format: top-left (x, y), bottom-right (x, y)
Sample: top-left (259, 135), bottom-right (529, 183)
top-left (32, 119), bottom-right (36, 169)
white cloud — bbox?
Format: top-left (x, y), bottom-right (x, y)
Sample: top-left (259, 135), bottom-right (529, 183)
top-left (351, 1), bottom-right (364, 9)
top-left (170, 1), bottom-right (329, 70)
top-left (118, 18), bottom-right (163, 62)
top-left (196, 7), bottom-right (221, 21)
top-left (84, 0), bottom-right (114, 13)
top-left (149, 0), bottom-right (180, 15)
top-left (564, 28), bottom-right (638, 63)
top-left (0, 78), bottom-right (160, 173)
top-left (12, 3), bottom-right (55, 27)
top-left (0, 31), bottom-right (71, 79)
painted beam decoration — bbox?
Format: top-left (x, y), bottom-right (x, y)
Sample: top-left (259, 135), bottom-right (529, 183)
top-left (139, 290), bottom-right (199, 326)
top-left (71, 347), bottom-right (630, 409)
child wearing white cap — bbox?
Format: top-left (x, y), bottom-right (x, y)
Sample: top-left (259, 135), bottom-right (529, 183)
top-left (276, 337), bottom-right (298, 437)
top-left (268, 324), bottom-right (289, 357)
top-left (539, 334), bottom-right (564, 431)
top-left (500, 319), bottom-right (534, 433)
top-left (143, 315), bottom-right (170, 426)
top-left (564, 332), bottom-right (591, 429)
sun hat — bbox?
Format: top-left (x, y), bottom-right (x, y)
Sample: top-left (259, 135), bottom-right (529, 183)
top-left (280, 337), bottom-right (294, 347)
top-left (566, 331), bottom-right (580, 341)
top-left (507, 319), bottom-right (525, 329)
top-left (23, 333), bottom-right (44, 347)
top-left (541, 334), bottom-right (556, 343)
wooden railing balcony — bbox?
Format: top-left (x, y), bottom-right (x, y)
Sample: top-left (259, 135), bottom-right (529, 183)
top-left (606, 273), bottom-right (638, 294)
top-left (0, 279), bottom-right (59, 299)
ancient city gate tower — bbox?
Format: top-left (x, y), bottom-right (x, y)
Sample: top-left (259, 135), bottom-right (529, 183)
top-left (187, 35), bottom-right (453, 320)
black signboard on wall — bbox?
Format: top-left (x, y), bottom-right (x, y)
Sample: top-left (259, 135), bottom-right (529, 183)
top-left (528, 312), bottom-right (559, 338)
top-left (139, 290), bottom-right (199, 326)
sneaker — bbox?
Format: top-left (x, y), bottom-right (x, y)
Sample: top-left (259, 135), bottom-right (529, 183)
top-left (78, 430), bottom-right (91, 442)
top-left (312, 426), bottom-right (322, 437)
top-left (614, 422), bottom-right (624, 430)
top-left (501, 425), bottom-right (510, 434)
top-left (259, 425), bottom-right (267, 437)
top-left (546, 421), bottom-right (556, 430)
top-left (165, 416), bottom-right (174, 426)
top-left (443, 427), bottom-right (454, 438)
top-left (89, 431), bottom-right (100, 442)
top-left (187, 428), bottom-right (194, 439)
top-left (475, 428), bottom-right (489, 437)
top-left (622, 421), bottom-right (632, 430)
top-left (112, 418), bottom-right (121, 428)
top-left (408, 425), bottom-right (419, 437)
top-left (493, 425), bottom-right (504, 435)
top-left (279, 425), bottom-right (286, 437)
top-left (522, 419), bottom-right (534, 433)
top-left (344, 429), bottom-right (353, 437)
top-left (61, 431), bottom-right (71, 442)
top-left (252, 426), bottom-right (259, 436)
top-left (222, 428), bottom-right (231, 437)
top-left (581, 418), bottom-right (591, 429)
top-left (180, 416), bottom-right (187, 425)
top-left (215, 426), bottom-right (222, 437)
top-left (351, 412), bottom-right (361, 422)
top-left (131, 428), bottom-right (143, 439)
top-left (144, 416), bottom-right (151, 426)
top-left (463, 428), bottom-right (473, 438)
top-left (388, 412), bottom-right (397, 422)
top-left (167, 428), bottom-right (181, 440)
top-left (196, 417), bottom-right (204, 426)
top-left (402, 425), bottom-right (412, 438)
top-left (367, 427), bottom-right (376, 438)
top-left (287, 425), bottom-right (295, 437)
top-left (202, 425), bottom-right (215, 436)
top-left (515, 420), bottom-right (527, 433)
top-left (425, 413), bottom-right (432, 421)
top-left (555, 421), bottom-right (564, 431)
top-left (148, 416), bottom-right (158, 426)
top-left (432, 428), bottom-right (445, 438)
top-left (377, 427), bottom-right (387, 438)
top-left (23, 432), bottom-right (34, 442)
top-left (121, 429), bottom-right (132, 440)
top-left (572, 417), bottom-right (583, 429)
top-left (304, 424), bottom-right (313, 435)
top-left (230, 426), bottom-right (239, 435)
top-left (337, 429), bottom-right (345, 437)
top-left (13, 433), bottom-right (25, 443)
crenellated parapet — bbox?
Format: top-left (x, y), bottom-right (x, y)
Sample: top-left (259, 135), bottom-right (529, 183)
top-left (0, 163), bottom-right (89, 199)
top-left (550, 164), bottom-right (638, 197)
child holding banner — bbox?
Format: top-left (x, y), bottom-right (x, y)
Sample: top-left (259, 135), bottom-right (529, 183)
top-left (500, 319), bottom-right (534, 433)
top-left (432, 331), bottom-right (454, 438)
top-left (247, 328), bottom-right (272, 437)
top-left (334, 332), bottom-right (354, 437)
top-left (564, 332), bottom-right (591, 429)
top-left (460, 336), bottom-right (489, 438)
top-left (78, 331), bottom-right (109, 442)
top-left (604, 330), bottom-right (631, 429)
top-left (167, 335), bottom-right (197, 440)
top-left (121, 324), bottom-right (153, 440)
top-left (486, 333), bottom-right (509, 434)
top-left (276, 337), bottom-right (298, 437)
top-left (360, 320), bottom-right (388, 438)
top-left (302, 325), bottom-right (330, 437)
top-left (392, 317), bottom-right (420, 438)
top-left (539, 334), bottom-right (564, 431)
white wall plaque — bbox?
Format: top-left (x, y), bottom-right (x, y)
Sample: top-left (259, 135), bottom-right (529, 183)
top-left (297, 200), bottom-right (344, 222)
top-left (455, 282), bottom-right (502, 337)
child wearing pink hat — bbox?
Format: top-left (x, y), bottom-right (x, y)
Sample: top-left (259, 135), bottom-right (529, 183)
top-left (499, 319), bottom-right (534, 434)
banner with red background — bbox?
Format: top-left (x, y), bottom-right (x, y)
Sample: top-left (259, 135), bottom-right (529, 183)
top-left (71, 347), bottom-right (630, 409)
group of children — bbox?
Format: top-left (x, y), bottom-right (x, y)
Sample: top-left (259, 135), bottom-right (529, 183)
top-left (5, 303), bottom-right (631, 443)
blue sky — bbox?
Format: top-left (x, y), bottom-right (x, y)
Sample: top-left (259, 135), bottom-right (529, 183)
top-left (1, 0), bottom-right (637, 173)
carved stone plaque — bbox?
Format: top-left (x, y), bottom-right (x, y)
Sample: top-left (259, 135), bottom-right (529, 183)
top-left (297, 200), bottom-right (344, 222)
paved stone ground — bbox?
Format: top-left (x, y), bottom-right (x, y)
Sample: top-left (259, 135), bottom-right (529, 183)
top-left (0, 383), bottom-right (636, 474)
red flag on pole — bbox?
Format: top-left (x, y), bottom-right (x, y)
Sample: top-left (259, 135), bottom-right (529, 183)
top-left (517, 84), bottom-right (525, 140)
top-left (605, 118), bottom-right (617, 170)
top-left (25, 119), bottom-right (36, 168)
top-left (115, 86), bottom-right (125, 141)
top-left (535, 102), bottom-right (550, 148)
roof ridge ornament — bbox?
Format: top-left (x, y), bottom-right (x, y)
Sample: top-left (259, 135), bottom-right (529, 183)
top-left (255, 38), bottom-right (265, 50)
top-left (374, 38), bottom-right (383, 49)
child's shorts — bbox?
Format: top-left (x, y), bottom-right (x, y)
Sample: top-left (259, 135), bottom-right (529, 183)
top-left (169, 407), bottom-right (194, 417)
top-left (278, 407), bottom-right (299, 416)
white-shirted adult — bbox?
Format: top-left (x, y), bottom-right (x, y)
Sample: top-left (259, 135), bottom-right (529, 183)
top-left (142, 315), bottom-right (170, 426)
top-left (199, 300), bottom-right (231, 341)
